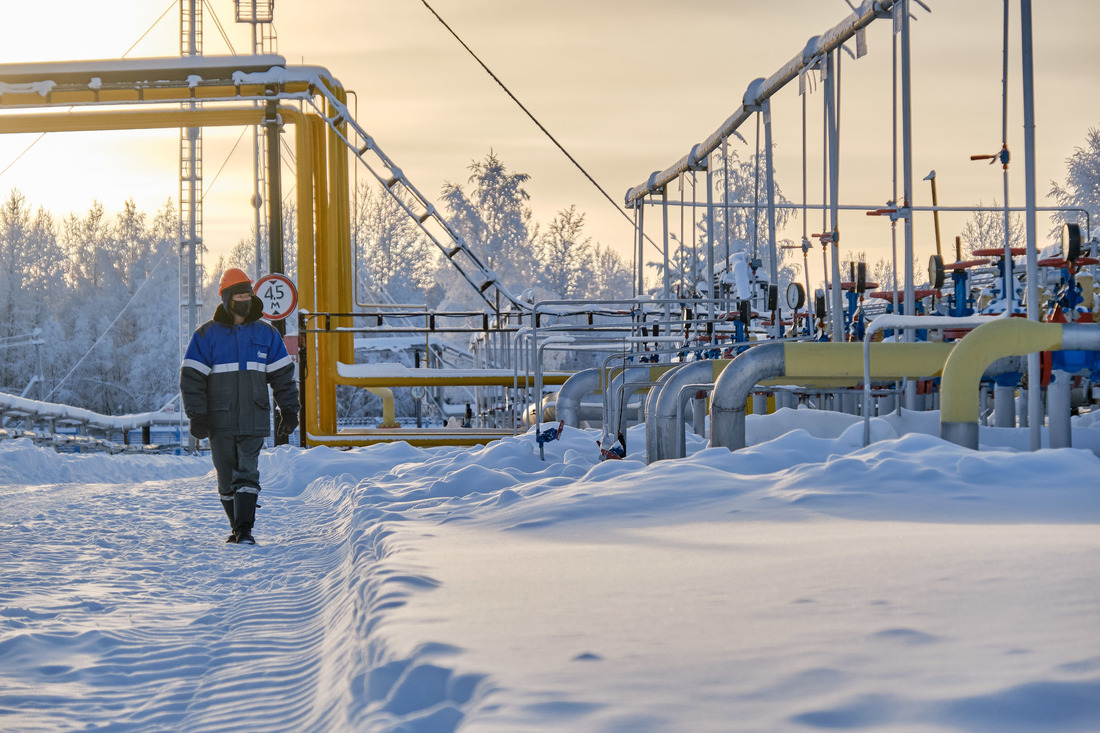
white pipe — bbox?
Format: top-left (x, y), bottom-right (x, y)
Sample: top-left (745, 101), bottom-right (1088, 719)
top-left (1048, 369), bottom-right (1071, 448)
top-left (706, 161), bottom-right (715, 321)
top-left (557, 368), bottom-right (601, 428)
top-left (826, 52), bottom-right (844, 343)
top-left (900, 0), bottom-right (917, 411)
top-left (763, 98), bottom-right (779, 338)
top-left (648, 360), bottom-right (720, 463)
top-left (1020, 0), bottom-right (1043, 450)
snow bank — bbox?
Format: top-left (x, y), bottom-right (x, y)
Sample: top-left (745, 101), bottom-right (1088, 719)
top-left (1, 411), bottom-right (1097, 731)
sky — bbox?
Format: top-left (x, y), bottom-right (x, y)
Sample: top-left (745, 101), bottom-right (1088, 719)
top-left (2, 409), bottom-right (1099, 729)
top-left (0, 0), bottom-right (1097, 287)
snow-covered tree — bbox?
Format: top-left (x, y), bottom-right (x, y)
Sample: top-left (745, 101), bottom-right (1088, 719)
top-left (959, 201), bottom-right (1024, 257)
top-left (1048, 127), bottom-right (1100, 241)
top-left (439, 151), bottom-right (537, 308)
top-left (534, 205), bottom-right (591, 299)
top-left (354, 183), bottom-right (434, 305)
top-left (648, 146), bottom-right (796, 300)
top-left (584, 244), bottom-right (632, 300)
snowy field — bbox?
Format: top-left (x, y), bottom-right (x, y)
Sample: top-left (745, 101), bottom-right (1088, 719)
top-left (1, 408), bottom-right (1099, 732)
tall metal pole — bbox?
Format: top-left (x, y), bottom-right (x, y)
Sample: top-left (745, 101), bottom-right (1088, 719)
top-left (265, 101), bottom-right (284, 279)
top-left (825, 51), bottom-right (843, 343)
top-left (635, 203), bottom-right (645, 297)
top-left (763, 98), bottom-right (780, 337)
top-left (180, 0), bottom-right (202, 451)
top-left (1020, 0), bottom-right (1042, 449)
top-left (705, 159), bottom-right (715, 321)
top-left (900, 0), bottom-right (917, 408)
top-left (252, 18), bottom-right (265, 276)
top-left (1001, 0), bottom-right (1015, 313)
top-left (662, 187), bottom-right (671, 322)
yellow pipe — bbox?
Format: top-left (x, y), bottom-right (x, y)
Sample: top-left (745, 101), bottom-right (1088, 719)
top-left (0, 82), bottom-right (313, 109)
top-left (785, 342), bottom-right (955, 380)
top-left (333, 373), bottom-right (573, 388)
top-left (0, 107), bottom-right (265, 134)
top-left (939, 319), bottom-right (1063, 448)
top-left (328, 82), bottom-right (355, 365)
top-left (313, 114), bottom-right (338, 436)
top-left (307, 429), bottom-right (515, 448)
top-left (366, 387), bottom-right (399, 428)
top-left (297, 116), bottom-right (321, 444)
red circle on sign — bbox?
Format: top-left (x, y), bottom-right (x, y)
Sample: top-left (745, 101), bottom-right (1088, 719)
top-left (254, 273), bottom-right (298, 320)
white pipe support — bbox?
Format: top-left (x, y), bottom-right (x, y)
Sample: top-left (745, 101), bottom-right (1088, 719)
top-left (1048, 369), bottom-right (1072, 449)
top-left (992, 384), bottom-right (1017, 428)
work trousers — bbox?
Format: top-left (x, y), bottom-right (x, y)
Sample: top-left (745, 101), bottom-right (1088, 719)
top-left (209, 433), bottom-right (264, 502)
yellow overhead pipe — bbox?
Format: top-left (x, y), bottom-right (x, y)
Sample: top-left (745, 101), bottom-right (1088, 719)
top-left (784, 342), bottom-right (955, 382)
top-left (0, 107), bottom-right (264, 134)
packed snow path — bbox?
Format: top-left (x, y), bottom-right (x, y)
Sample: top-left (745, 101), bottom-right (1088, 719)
top-left (1, 409), bottom-right (1099, 731)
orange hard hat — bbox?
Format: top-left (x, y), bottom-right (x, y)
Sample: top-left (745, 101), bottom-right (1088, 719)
top-left (218, 268), bottom-right (252, 295)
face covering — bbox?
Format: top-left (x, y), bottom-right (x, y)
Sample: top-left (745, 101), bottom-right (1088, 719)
top-left (230, 298), bottom-right (252, 318)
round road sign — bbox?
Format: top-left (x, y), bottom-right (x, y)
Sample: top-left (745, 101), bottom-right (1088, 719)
top-left (254, 273), bottom-right (298, 320)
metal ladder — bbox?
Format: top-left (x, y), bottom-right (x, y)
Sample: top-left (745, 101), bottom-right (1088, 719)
top-left (305, 85), bottom-right (526, 314)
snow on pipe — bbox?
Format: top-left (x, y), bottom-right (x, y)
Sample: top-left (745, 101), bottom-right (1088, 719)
top-left (940, 320), bottom-right (1100, 450)
top-left (624, 0), bottom-right (897, 205)
top-left (0, 392), bottom-right (180, 433)
top-left (647, 359), bottom-right (729, 464)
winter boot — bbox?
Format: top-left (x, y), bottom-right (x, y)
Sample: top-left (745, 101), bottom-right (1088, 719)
top-left (232, 490), bottom-right (259, 545)
top-left (222, 498), bottom-right (237, 543)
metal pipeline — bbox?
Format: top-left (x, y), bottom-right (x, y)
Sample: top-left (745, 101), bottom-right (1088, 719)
top-left (647, 360), bottom-right (730, 463)
top-left (557, 368), bottom-right (601, 428)
top-left (710, 344), bottom-right (786, 453)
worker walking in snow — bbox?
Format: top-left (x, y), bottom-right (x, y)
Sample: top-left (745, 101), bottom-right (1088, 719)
top-left (179, 268), bottom-right (300, 545)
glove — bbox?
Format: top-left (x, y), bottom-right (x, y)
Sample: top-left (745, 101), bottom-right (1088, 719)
top-left (277, 409), bottom-right (299, 436)
top-left (189, 414), bottom-right (210, 440)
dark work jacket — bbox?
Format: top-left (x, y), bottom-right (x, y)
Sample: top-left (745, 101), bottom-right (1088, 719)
top-left (179, 296), bottom-right (299, 436)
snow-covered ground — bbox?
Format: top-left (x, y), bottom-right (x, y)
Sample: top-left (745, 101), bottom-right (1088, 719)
top-left (1, 408), bottom-right (1098, 732)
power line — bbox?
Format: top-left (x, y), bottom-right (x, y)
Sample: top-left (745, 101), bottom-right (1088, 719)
top-left (123, 0), bottom-right (177, 58)
top-left (0, 133), bottom-right (45, 179)
top-left (0, 0), bottom-right (177, 180)
top-left (202, 0), bottom-right (237, 55)
top-left (200, 126), bottom-right (249, 202)
top-left (419, 1), bottom-right (632, 231)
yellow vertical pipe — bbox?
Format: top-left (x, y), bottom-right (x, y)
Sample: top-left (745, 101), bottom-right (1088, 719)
top-left (312, 115), bottom-right (337, 435)
top-left (330, 85), bottom-right (354, 364)
top-left (295, 113), bottom-right (319, 442)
